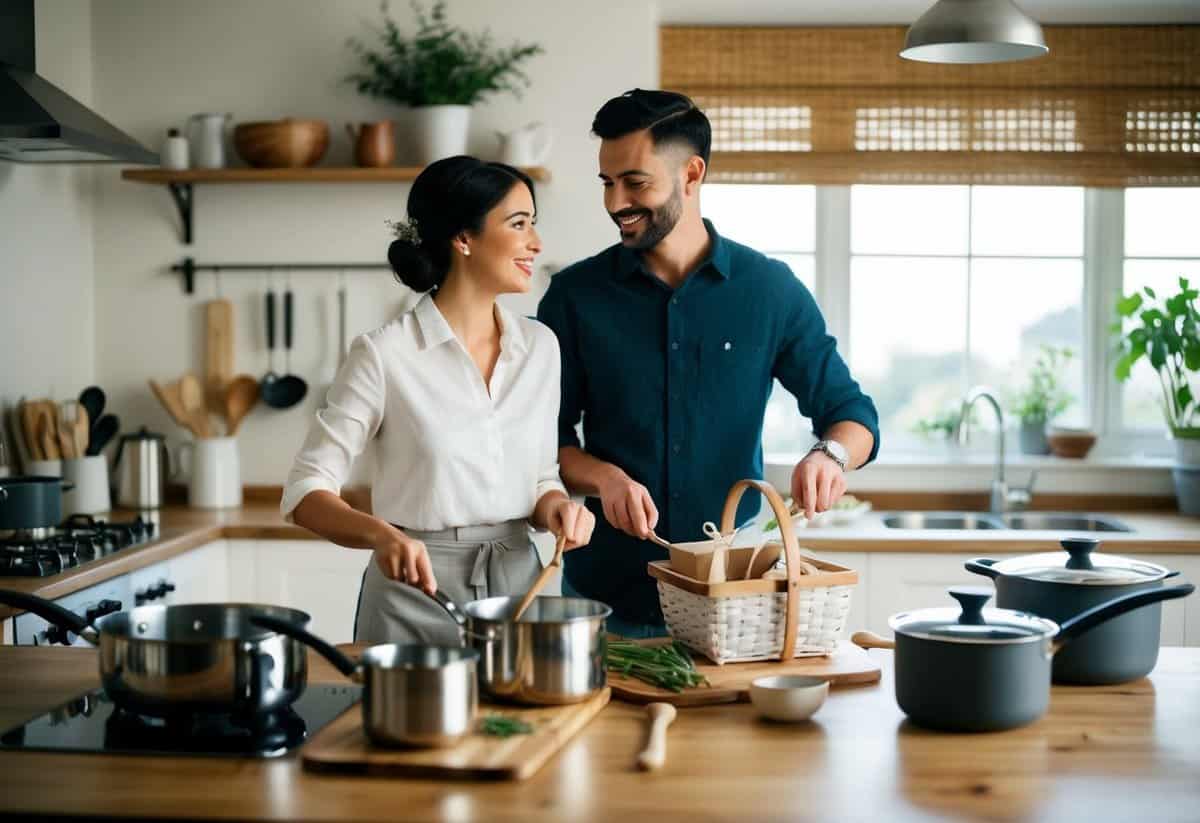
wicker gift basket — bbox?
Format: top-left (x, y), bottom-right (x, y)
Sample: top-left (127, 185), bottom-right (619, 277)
top-left (649, 479), bottom-right (858, 665)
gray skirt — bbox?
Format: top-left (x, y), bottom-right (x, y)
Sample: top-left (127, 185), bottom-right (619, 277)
top-left (354, 519), bottom-right (541, 646)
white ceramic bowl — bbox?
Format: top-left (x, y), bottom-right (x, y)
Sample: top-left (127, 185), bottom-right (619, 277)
top-left (749, 675), bottom-right (829, 722)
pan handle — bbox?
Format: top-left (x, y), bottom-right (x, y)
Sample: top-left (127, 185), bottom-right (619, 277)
top-left (250, 614), bottom-right (359, 680)
top-left (0, 589), bottom-right (95, 643)
top-left (851, 630), bottom-right (896, 650)
top-left (1053, 583), bottom-right (1196, 654)
top-left (964, 558), bottom-right (1001, 579)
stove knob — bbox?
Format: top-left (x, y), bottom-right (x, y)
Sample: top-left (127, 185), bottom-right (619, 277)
top-left (45, 625), bottom-right (72, 645)
top-left (135, 590), bottom-right (151, 605)
top-left (98, 598), bottom-right (122, 616)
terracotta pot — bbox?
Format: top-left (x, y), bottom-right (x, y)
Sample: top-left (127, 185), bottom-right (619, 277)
top-left (346, 121), bottom-right (395, 167)
top-left (233, 119), bottom-right (329, 168)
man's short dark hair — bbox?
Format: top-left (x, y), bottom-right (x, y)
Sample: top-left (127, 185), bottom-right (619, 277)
top-left (592, 89), bottom-right (711, 169)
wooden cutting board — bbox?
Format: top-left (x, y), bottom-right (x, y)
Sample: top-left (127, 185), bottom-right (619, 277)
top-left (205, 299), bottom-right (234, 417)
top-left (609, 640), bottom-right (880, 707)
top-left (302, 687), bottom-right (610, 781)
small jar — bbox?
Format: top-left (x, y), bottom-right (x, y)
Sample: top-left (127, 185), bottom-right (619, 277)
top-left (161, 128), bottom-right (189, 170)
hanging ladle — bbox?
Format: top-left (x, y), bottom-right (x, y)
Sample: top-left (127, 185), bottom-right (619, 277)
top-left (260, 284), bottom-right (307, 409)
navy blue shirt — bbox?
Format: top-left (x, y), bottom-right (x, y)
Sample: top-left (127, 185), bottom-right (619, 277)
top-left (537, 220), bottom-right (879, 624)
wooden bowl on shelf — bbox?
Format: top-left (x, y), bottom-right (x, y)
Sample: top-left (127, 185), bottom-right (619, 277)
top-left (1047, 427), bottom-right (1097, 459)
top-left (233, 119), bottom-right (329, 168)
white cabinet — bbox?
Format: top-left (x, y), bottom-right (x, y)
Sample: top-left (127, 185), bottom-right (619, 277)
top-left (169, 541), bottom-right (230, 604)
top-left (861, 553), bottom-right (996, 636)
top-left (129, 559), bottom-right (174, 607)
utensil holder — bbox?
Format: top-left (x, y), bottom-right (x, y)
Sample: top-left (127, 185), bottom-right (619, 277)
top-left (61, 456), bottom-right (111, 515)
top-left (179, 436), bottom-right (242, 509)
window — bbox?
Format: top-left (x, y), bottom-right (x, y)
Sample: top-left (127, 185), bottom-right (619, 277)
top-left (702, 185), bottom-right (817, 455)
top-left (850, 185), bottom-right (1086, 449)
top-left (1121, 189), bottom-right (1200, 431)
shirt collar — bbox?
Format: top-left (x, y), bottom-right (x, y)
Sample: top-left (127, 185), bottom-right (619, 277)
top-left (614, 218), bottom-right (731, 282)
top-left (412, 292), bottom-right (528, 356)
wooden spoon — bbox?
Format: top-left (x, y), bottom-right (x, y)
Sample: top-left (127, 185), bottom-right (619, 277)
top-left (851, 631), bottom-right (895, 651)
top-left (510, 533), bottom-right (567, 622)
top-left (636, 702), bottom-right (677, 772)
top-left (179, 373), bottom-right (212, 438)
top-left (73, 406), bottom-right (90, 458)
top-left (224, 375), bottom-right (260, 436)
top-left (149, 379), bottom-right (196, 436)
top-left (37, 410), bottom-right (59, 460)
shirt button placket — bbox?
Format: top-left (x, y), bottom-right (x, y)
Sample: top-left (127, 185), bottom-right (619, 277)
top-left (666, 294), bottom-right (683, 535)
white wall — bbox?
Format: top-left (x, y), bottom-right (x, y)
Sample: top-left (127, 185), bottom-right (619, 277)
top-left (88, 0), bottom-right (656, 484)
top-left (0, 0), bottom-right (95, 420)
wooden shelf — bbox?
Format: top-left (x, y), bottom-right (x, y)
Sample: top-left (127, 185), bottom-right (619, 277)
top-left (121, 166), bottom-right (550, 184)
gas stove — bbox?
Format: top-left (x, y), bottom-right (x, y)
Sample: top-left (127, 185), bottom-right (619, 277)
top-left (0, 514), bottom-right (156, 577)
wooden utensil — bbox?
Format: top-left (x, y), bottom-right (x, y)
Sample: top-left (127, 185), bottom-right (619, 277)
top-left (37, 410), bottom-right (58, 460)
top-left (19, 399), bottom-right (41, 461)
top-left (149, 379), bottom-right (198, 437)
top-left (850, 631), bottom-right (895, 651)
top-left (636, 702), bottom-right (677, 771)
top-left (179, 373), bottom-right (212, 438)
top-left (223, 375), bottom-right (259, 436)
top-left (205, 298), bottom-right (234, 420)
top-left (73, 406), bottom-right (90, 458)
top-left (648, 530), bottom-right (676, 552)
top-left (510, 532), bottom-right (567, 622)
top-left (56, 402), bottom-right (76, 459)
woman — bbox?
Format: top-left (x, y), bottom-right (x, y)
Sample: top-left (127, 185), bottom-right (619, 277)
top-left (280, 156), bottom-right (595, 646)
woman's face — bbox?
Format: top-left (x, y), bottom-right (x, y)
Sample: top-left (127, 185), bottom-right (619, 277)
top-left (464, 183), bottom-right (541, 295)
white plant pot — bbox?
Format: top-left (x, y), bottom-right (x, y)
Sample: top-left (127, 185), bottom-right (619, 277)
top-left (411, 105), bottom-right (471, 164)
top-left (1174, 436), bottom-right (1200, 467)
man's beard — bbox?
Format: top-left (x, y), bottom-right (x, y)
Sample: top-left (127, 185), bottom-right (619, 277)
top-left (613, 180), bottom-right (683, 251)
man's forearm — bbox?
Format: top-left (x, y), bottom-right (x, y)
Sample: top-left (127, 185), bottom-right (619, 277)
top-left (558, 446), bottom-right (627, 497)
top-left (822, 421), bottom-right (875, 470)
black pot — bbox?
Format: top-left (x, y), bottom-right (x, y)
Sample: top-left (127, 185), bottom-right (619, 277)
top-left (0, 475), bottom-right (74, 530)
top-left (966, 538), bottom-right (1185, 684)
top-left (854, 583), bottom-right (1194, 733)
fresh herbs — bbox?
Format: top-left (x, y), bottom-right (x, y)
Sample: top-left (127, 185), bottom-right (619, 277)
top-left (607, 640), bottom-right (709, 693)
top-left (479, 715), bottom-right (533, 738)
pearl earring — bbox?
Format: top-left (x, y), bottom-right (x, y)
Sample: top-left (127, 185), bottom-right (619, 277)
top-left (462, 247), bottom-right (470, 257)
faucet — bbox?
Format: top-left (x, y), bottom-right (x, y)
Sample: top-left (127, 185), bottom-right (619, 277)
top-left (957, 387), bottom-right (1037, 514)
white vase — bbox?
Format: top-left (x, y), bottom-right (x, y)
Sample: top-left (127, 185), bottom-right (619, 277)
top-left (411, 105), bottom-right (471, 164)
top-left (1174, 436), bottom-right (1200, 467)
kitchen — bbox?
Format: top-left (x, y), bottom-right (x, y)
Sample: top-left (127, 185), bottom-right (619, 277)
top-left (2, 0), bottom-right (1200, 820)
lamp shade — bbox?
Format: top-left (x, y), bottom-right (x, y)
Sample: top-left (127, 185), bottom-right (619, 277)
top-left (901, 0), bottom-right (1048, 64)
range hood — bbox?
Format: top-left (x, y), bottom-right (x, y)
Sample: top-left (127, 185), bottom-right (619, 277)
top-left (0, 0), bottom-right (157, 164)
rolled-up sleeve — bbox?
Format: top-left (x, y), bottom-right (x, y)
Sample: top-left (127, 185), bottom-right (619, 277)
top-left (533, 329), bottom-right (568, 505)
top-left (772, 269), bottom-right (881, 465)
top-left (536, 279), bottom-right (585, 450)
top-left (280, 333), bottom-right (386, 521)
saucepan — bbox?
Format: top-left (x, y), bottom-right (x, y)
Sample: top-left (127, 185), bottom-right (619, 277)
top-left (0, 589), bottom-right (309, 718)
top-left (252, 614), bottom-right (478, 748)
top-left (853, 582), bottom-right (1194, 733)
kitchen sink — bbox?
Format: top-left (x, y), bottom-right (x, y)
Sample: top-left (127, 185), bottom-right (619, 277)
top-left (881, 511), bottom-right (1133, 532)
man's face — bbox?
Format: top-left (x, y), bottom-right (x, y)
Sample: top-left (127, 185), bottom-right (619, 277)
top-left (598, 129), bottom-right (685, 251)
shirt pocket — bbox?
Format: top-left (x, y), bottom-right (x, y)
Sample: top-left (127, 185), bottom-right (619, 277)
top-left (700, 337), bottom-right (770, 407)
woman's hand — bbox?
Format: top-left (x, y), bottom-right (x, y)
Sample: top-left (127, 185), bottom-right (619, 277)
top-left (371, 522), bottom-right (438, 595)
top-left (547, 498), bottom-right (596, 550)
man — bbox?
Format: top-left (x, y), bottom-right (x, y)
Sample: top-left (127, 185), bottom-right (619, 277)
top-left (537, 89), bottom-right (879, 637)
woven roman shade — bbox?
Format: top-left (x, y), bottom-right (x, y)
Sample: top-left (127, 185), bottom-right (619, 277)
top-left (660, 25), bottom-right (1200, 186)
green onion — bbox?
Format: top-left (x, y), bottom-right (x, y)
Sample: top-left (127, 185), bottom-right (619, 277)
top-left (479, 715), bottom-right (534, 738)
top-left (606, 639), bottom-right (709, 693)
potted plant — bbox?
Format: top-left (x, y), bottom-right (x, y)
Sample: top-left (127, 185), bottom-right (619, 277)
top-left (1113, 276), bottom-right (1200, 513)
top-left (1009, 345), bottom-right (1075, 455)
top-left (345, 1), bottom-right (543, 164)
top-left (911, 406), bottom-right (976, 458)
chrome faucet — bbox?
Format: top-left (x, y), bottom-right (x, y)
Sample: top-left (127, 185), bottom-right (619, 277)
top-left (957, 387), bottom-right (1037, 514)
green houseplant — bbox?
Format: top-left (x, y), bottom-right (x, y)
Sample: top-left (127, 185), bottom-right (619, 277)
top-left (1009, 345), bottom-right (1075, 455)
top-left (345, 1), bottom-right (543, 163)
top-left (1113, 276), bottom-right (1200, 513)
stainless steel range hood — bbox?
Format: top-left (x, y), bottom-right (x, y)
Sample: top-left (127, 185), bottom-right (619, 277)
top-left (0, 0), bottom-right (157, 164)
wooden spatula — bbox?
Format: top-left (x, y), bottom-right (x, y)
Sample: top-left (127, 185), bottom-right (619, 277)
top-left (510, 533), bottom-right (567, 622)
top-left (205, 299), bottom-right (234, 422)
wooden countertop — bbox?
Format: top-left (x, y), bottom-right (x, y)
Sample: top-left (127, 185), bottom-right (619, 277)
top-left (3, 504), bottom-right (1199, 621)
top-left (0, 645), bottom-right (1198, 822)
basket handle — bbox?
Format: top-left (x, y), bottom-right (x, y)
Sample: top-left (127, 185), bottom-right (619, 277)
top-left (719, 479), bottom-right (802, 663)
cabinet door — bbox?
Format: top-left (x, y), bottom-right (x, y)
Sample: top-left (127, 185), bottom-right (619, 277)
top-left (864, 553), bottom-right (999, 636)
top-left (251, 540), bottom-right (371, 643)
top-left (169, 541), bottom-right (230, 604)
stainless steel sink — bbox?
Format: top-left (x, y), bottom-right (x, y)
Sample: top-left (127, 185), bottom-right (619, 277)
top-left (881, 512), bottom-right (1005, 530)
top-left (1000, 513), bottom-right (1132, 532)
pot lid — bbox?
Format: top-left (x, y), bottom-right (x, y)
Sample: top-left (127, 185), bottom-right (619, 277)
top-left (889, 587), bottom-right (1057, 645)
top-left (988, 538), bottom-right (1169, 585)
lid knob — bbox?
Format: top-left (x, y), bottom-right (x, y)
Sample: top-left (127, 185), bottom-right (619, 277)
top-left (948, 586), bottom-right (993, 625)
top-left (1061, 537), bottom-right (1100, 570)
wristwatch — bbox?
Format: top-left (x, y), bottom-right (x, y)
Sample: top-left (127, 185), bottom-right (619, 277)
top-left (809, 439), bottom-right (849, 471)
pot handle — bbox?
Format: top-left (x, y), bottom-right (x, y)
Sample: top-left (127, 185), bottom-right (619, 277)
top-left (964, 558), bottom-right (1001, 579)
top-left (851, 630), bottom-right (895, 650)
top-left (428, 590), bottom-right (495, 643)
top-left (1053, 583), bottom-right (1196, 653)
top-left (249, 614), bottom-right (358, 680)
top-left (0, 589), bottom-right (92, 639)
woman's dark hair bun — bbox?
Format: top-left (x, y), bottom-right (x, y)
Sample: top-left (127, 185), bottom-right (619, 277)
top-left (387, 238), bottom-right (439, 293)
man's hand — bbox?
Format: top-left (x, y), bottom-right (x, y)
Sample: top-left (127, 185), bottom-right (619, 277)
top-left (597, 469), bottom-right (659, 539)
top-left (790, 451), bottom-right (847, 521)
top-left (547, 498), bottom-right (596, 550)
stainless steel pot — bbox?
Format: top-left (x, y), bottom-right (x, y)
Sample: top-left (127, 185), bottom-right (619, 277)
top-left (251, 614), bottom-right (477, 748)
top-left (966, 537), bottom-right (1187, 684)
top-left (0, 590), bottom-right (310, 718)
top-left (854, 582), bottom-right (1194, 733)
top-left (0, 475), bottom-right (73, 529)
top-left (433, 591), bottom-right (611, 705)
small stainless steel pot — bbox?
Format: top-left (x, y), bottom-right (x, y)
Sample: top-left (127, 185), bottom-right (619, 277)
top-left (966, 537), bottom-right (1187, 684)
top-left (251, 614), bottom-right (477, 748)
top-left (433, 591), bottom-right (611, 705)
top-left (854, 582), bottom-right (1194, 733)
top-left (0, 589), bottom-right (309, 718)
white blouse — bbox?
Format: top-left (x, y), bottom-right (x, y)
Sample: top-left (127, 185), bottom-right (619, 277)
top-left (281, 293), bottom-right (567, 531)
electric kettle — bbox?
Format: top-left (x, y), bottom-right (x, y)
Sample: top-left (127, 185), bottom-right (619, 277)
top-left (112, 427), bottom-right (169, 510)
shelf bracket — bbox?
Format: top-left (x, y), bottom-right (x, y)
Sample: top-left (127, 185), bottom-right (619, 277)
top-left (175, 257), bottom-right (197, 295)
top-left (166, 182), bottom-right (194, 244)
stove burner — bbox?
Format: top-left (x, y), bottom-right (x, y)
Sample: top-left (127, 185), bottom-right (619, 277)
top-left (105, 705), bottom-right (308, 756)
top-left (0, 515), bottom-right (156, 577)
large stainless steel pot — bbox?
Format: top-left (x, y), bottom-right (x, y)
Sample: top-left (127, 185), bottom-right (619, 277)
top-left (966, 537), bottom-right (1187, 684)
top-left (433, 591), bottom-right (611, 705)
top-left (0, 590), bottom-right (310, 718)
top-left (252, 614), bottom-right (478, 748)
top-left (854, 582), bottom-right (1194, 733)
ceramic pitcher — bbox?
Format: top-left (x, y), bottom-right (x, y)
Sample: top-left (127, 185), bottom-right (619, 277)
top-left (187, 113), bottom-right (232, 169)
top-left (495, 122), bottom-right (553, 167)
